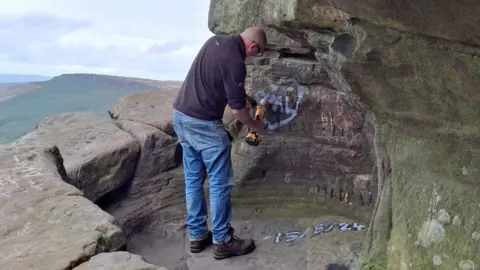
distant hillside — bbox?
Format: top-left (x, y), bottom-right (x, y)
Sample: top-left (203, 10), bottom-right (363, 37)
top-left (0, 74), bottom-right (51, 101)
top-left (0, 73), bottom-right (182, 144)
top-left (0, 82), bottom-right (22, 88)
top-left (0, 74), bottom-right (51, 83)
top-left (0, 83), bottom-right (41, 102)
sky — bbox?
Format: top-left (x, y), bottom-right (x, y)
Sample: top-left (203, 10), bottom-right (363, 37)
top-left (0, 0), bottom-right (214, 80)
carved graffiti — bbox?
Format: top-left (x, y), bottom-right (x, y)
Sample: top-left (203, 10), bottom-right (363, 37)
top-left (250, 79), bottom-right (363, 147)
top-left (273, 222), bottom-right (367, 244)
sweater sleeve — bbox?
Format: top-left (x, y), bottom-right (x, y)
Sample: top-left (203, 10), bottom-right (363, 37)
top-left (221, 61), bottom-right (247, 110)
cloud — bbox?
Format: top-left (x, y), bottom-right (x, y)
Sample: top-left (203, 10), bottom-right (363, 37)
top-left (147, 40), bottom-right (191, 55)
top-left (0, 0), bottom-right (214, 80)
top-left (0, 13), bottom-right (92, 61)
top-left (0, 12), bottom-right (91, 36)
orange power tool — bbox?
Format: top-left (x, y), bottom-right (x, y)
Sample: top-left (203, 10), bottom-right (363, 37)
top-left (245, 98), bottom-right (268, 146)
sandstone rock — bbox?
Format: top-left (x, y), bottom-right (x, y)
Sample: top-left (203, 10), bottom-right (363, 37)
top-left (231, 133), bottom-right (373, 206)
top-left (230, 61), bottom-right (375, 208)
top-left (210, 0), bottom-right (480, 269)
top-left (183, 217), bottom-right (365, 270)
top-left (209, 0), bottom-right (350, 35)
top-left (13, 113), bottom-right (140, 202)
top-left (0, 144), bottom-right (125, 270)
top-left (100, 166), bottom-right (186, 238)
top-left (115, 119), bottom-right (180, 198)
top-left (340, 21), bottom-right (480, 270)
top-left (209, 0), bottom-right (480, 47)
top-left (73, 252), bottom-right (166, 270)
top-left (109, 89), bottom-right (180, 136)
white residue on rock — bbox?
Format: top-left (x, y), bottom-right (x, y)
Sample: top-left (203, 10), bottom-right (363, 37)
top-left (417, 219), bottom-right (445, 248)
top-left (437, 209), bottom-right (451, 225)
top-left (418, 184), bottom-right (447, 248)
top-left (452, 215), bottom-right (461, 226)
top-left (432, 255), bottom-right (442, 266)
top-left (458, 260), bottom-right (475, 270)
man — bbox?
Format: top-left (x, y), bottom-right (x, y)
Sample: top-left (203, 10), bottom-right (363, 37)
top-left (171, 26), bottom-right (267, 260)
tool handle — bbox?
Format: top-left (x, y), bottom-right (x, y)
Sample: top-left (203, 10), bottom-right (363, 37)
top-left (245, 131), bottom-right (259, 146)
top-left (255, 105), bottom-right (266, 120)
top-left (245, 104), bottom-right (267, 146)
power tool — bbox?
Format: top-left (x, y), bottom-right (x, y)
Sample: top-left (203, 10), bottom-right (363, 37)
top-left (245, 98), bottom-right (268, 146)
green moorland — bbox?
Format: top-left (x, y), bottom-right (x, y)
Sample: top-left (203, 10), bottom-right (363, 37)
top-left (0, 73), bottom-right (182, 144)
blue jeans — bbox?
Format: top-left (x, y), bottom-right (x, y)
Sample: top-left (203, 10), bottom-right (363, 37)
top-left (172, 109), bottom-right (234, 244)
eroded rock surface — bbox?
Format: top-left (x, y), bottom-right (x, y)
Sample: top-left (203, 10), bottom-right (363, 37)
top-left (109, 89), bottom-right (180, 136)
top-left (115, 119), bottom-right (180, 197)
top-left (73, 252), bottom-right (166, 270)
top-left (185, 217), bottom-right (365, 270)
top-left (12, 113), bottom-right (140, 202)
top-left (0, 144), bottom-right (125, 270)
top-left (127, 209), bottom-right (367, 270)
top-left (1, 105), bottom-right (181, 269)
top-left (230, 76), bottom-right (376, 208)
top-left (209, 0), bottom-right (480, 269)
top-left (101, 95), bottom-right (186, 238)
top-left (100, 166), bottom-right (186, 239)
top-left (221, 28), bottom-right (377, 211)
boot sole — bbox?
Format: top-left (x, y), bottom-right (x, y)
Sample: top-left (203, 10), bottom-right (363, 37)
top-left (191, 247), bottom-right (207, 253)
top-left (212, 242), bottom-right (256, 260)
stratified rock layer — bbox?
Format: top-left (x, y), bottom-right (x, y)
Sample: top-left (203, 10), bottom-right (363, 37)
top-left (219, 28), bottom-right (377, 212)
top-left (209, 0), bottom-right (480, 269)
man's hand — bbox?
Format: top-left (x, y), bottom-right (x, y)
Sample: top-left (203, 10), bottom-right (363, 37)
top-left (245, 95), bottom-right (257, 108)
top-left (231, 107), bottom-right (262, 132)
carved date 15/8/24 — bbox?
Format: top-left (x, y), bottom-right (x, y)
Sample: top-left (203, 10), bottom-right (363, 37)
top-left (274, 222), bottom-right (366, 244)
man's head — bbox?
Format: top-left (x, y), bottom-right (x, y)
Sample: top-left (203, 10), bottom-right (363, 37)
top-left (240, 27), bottom-right (268, 57)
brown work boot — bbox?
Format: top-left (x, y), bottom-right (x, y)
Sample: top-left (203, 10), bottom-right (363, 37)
top-left (190, 231), bottom-right (213, 253)
top-left (212, 228), bottom-right (256, 260)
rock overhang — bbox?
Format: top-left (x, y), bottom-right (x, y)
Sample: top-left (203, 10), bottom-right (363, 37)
top-left (208, 0), bottom-right (480, 47)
